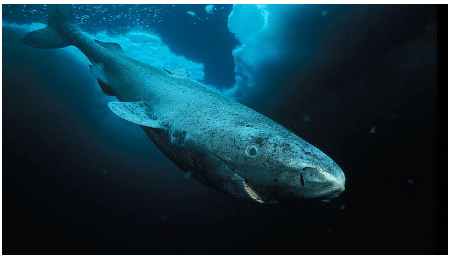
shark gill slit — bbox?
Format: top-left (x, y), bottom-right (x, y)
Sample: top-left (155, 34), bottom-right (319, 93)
top-left (245, 184), bottom-right (264, 203)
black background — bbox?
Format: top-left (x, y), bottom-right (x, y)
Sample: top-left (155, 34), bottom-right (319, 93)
top-left (3, 4), bottom-right (446, 254)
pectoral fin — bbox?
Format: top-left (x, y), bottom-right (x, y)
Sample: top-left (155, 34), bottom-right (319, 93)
top-left (108, 101), bottom-right (163, 129)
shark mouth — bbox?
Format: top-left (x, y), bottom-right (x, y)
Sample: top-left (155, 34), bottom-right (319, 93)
top-left (244, 183), bottom-right (264, 203)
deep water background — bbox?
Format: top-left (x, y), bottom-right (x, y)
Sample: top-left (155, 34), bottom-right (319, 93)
top-left (2, 4), bottom-right (445, 254)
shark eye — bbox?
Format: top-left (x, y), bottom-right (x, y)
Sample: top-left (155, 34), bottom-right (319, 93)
top-left (246, 145), bottom-right (259, 156)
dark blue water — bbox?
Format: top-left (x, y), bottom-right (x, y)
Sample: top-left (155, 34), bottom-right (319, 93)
top-left (2, 4), bottom-right (443, 254)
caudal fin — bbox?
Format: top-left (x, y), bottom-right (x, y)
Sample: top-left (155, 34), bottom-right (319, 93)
top-left (22, 5), bottom-right (77, 49)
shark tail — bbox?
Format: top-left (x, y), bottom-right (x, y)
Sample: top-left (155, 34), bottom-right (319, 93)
top-left (22, 5), bottom-right (78, 49)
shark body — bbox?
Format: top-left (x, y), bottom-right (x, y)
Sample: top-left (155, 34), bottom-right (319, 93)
top-left (23, 5), bottom-right (345, 204)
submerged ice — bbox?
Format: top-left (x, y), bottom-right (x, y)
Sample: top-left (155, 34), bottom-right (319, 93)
top-left (205, 5), bottom-right (214, 14)
top-left (5, 21), bottom-right (205, 82)
top-left (225, 5), bottom-right (302, 99)
top-left (5, 4), bottom-right (307, 100)
top-left (93, 31), bottom-right (204, 81)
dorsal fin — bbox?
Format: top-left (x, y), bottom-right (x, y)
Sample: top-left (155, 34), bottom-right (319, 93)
top-left (163, 68), bottom-right (190, 78)
top-left (94, 39), bottom-right (124, 53)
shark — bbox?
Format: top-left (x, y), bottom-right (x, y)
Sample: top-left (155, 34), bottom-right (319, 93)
top-left (23, 5), bottom-right (345, 204)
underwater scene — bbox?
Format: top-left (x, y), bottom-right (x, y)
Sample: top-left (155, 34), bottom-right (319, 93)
top-left (2, 4), bottom-right (442, 254)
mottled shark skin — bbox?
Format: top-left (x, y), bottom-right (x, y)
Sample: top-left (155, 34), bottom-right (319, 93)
top-left (22, 5), bottom-right (345, 204)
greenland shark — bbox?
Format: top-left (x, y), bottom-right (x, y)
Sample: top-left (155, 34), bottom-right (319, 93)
top-left (23, 5), bottom-right (345, 204)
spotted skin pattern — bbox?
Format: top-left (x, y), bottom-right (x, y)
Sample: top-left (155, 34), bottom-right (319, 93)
top-left (23, 5), bottom-right (345, 204)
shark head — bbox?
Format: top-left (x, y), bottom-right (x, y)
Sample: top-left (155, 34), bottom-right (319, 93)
top-left (206, 119), bottom-right (346, 204)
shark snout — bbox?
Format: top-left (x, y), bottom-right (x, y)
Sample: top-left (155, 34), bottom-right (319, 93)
top-left (299, 165), bottom-right (345, 198)
top-left (300, 167), bottom-right (327, 186)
